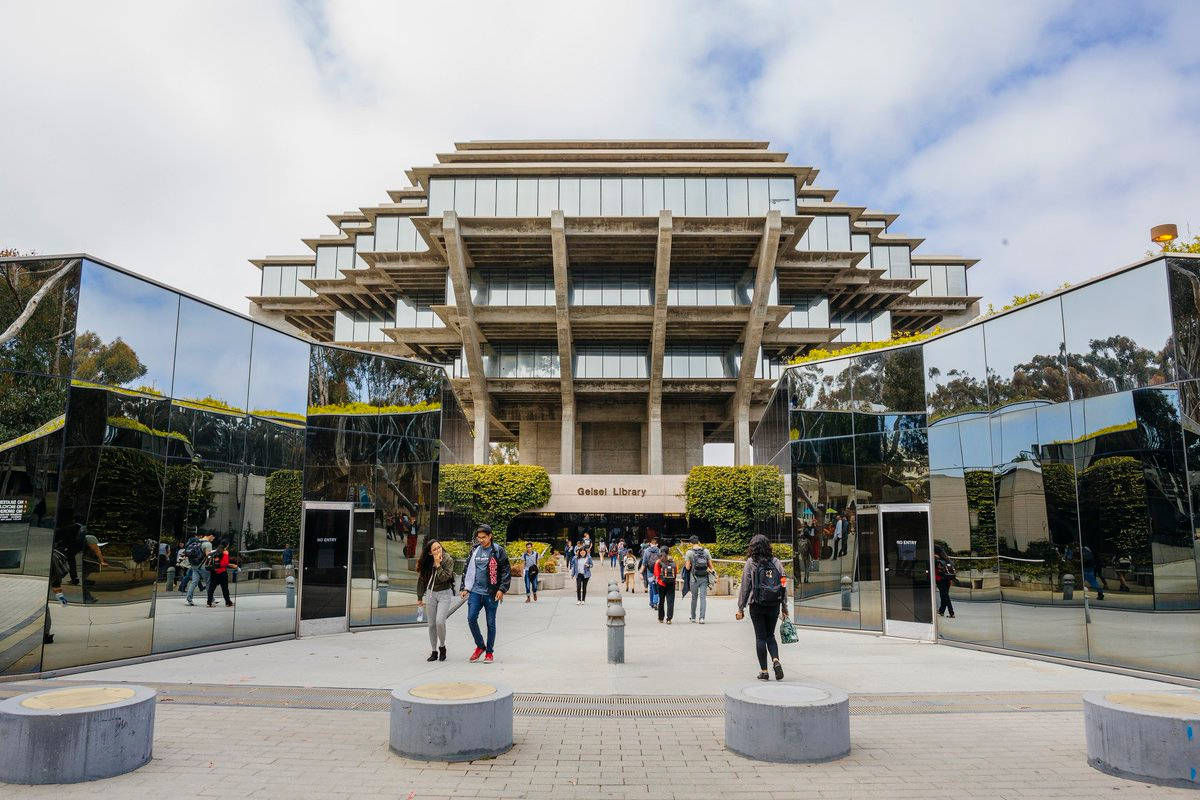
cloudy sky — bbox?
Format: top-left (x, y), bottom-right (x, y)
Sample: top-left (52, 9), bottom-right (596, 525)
top-left (2, 0), bottom-right (1198, 315)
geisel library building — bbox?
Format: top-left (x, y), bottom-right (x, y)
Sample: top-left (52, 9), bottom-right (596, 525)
top-left (4, 138), bottom-right (1200, 684)
top-left (249, 139), bottom-right (979, 542)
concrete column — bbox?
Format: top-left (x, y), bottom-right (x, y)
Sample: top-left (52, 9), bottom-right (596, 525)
top-left (647, 400), bottom-right (663, 475)
top-left (560, 402), bottom-right (575, 475)
top-left (473, 403), bottom-right (490, 465)
top-left (733, 403), bottom-right (751, 465)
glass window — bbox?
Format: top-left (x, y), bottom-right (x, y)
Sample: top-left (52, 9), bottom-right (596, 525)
top-left (706, 178), bottom-right (728, 216)
top-left (427, 179), bottom-right (453, 216)
top-left (621, 178), bottom-right (642, 216)
top-left (260, 266), bottom-right (281, 296)
top-left (559, 178), bottom-right (580, 215)
top-left (748, 178), bottom-right (770, 215)
top-left (600, 178), bottom-right (622, 215)
top-left (74, 261), bottom-right (179, 394)
top-left (453, 178), bottom-right (475, 216)
top-left (768, 177), bottom-right (795, 213)
top-left (173, 297), bottom-right (252, 410)
top-left (496, 178), bottom-right (517, 216)
top-left (684, 178), bottom-right (706, 215)
top-left (727, 178), bottom-right (749, 216)
top-left (984, 297), bottom-right (1070, 410)
top-left (827, 216), bottom-right (851, 251)
top-left (924, 326), bottom-right (989, 421)
top-left (643, 178), bottom-right (664, 214)
top-left (889, 246), bottom-right (911, 279)
top-left (315, 246), bottom-right (337, 279)
top-left (507, 273), bottom-right (526, 306)
top-left (335, 310), bottom-right (353, 341)
top-left (335, 246), bottom-right (354, 272)
top-left (947, 265), bottom-right (967, 296)
top-left (516, 179), bottom-right (538, 216)
top-left (664, 178), bottom-right (686, 215)
top-left (580, 178), bottom-right (601, 215)
top-left (808, 217), bottom-right (828, 251)
top-left (871, 245), bottom-right (890, 273)
top-left (375, 216), bottom-right (398, 251)
top-left (851, 233), bottom-right (871, 253)
top-left (537, 178), bottom-right (558, 215)
top-left (475, 179), bottom-right (497, 216)
top-left (1063, 263), bottom-right (1173, 398)
top-left (601, 278), bottom-right (620, 305)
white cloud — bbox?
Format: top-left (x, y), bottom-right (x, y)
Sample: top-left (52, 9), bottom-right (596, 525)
top-left (0, 0), bottom-right (1197, 317)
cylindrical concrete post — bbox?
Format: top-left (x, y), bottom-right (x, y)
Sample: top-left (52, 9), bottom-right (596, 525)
top-left (0, 685), bottom-right (156, 784)
top-left (840, 576), bottom-right (852, 611)
top-left (390, 681), bottom-right (513, 762)
top-left (725, 681), bottom-right (850, 763)
top-left (1085, 690), bottom-right (1200, 788)
top-left (286, 575), bottom-right (296, 608)
top-left (377, 574), bottom-right (389, 608)
top-left (166, 566), bottom-right (176, 591)
top-left (607, 582), bottom-right (625, 664)
top-left (1062, 573), bottom-right (1075, 601)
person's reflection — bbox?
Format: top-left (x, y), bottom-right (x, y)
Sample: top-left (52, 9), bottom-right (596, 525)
top-left (78, 520), bottom-right (107, 604)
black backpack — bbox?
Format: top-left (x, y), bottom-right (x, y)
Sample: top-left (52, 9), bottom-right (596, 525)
top-left (185, 537), bottom-right (206, 567)
top-left (691, 550), bottom-right (710, 577)
top-left (661, 559), bottom-right (676, 583)
top-left (753, 560), bottom-right (785, 605)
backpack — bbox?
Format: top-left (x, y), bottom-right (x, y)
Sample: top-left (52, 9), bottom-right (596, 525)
top-left (691, 550), bottom-right (710, 577)
top-left (752, 559), bottom-right (785, 605)
top-left (660, 560), bottom-right (676, 583)
top-left (185, 538), bottom-right (206, 567)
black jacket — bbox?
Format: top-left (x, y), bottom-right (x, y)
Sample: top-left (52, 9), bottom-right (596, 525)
top-left (459, 543), bottom-right (512, 595)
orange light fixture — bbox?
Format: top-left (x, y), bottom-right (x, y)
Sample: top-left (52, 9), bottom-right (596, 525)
top-left (1151, 223), bottom-right (1179, 247)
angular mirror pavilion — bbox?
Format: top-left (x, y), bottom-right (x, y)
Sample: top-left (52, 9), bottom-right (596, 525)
top-left (0, 256), bottom-right (471, 675)
top-left (753, 253), bottom-right (1200, 680)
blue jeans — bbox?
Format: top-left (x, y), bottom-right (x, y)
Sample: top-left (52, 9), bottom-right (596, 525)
top-left (467, 591), bottom-right (499, 654)
top-left (185, 566), bottom-right (207, 602)
top-left (524, 572), bottom-right (538, 595)
top-left (649, 578), bottom-right (659, 608)
top-left (1083, 568), bottom-right (1103, 592)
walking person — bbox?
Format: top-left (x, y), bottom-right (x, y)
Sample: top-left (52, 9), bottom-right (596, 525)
top-left (416, 538), bottom-right (456, 661)
top-left (522, 542), bottom-right (540, 602)
top-left (572, 544), bottom-right (593, 604)
top-left (654, 548), bottom-right (678, 623)
top-left (736, 534), bottom-right (789, 681)
top-left (934, 545), bottom-right (956, 618)
top-left (459, 525), bottom-right (511, 663)
top-left (623, 550), bottom-right (638, 593)
top-left (184, 534), bottom-right (211, 606)
top-left (598, 540), bottom-right (608, 564)
top-left (206, 540), bottom-right (237, 608)
top-left (685, 535), bottom-right (714, 623)
top-left (641, 536), bottom-right (661, 609)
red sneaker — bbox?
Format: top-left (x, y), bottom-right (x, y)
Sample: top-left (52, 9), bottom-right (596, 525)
top-left (484, 653), bottom-right (494, 664)
top-left (469, 647), bottom-right (484, 662)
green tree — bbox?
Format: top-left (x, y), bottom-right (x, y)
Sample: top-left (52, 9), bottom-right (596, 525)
top-left (1157, 234), bottom-right (1200, 254)
top-left (162, 462), bottom-right (215, 537)
top-left (0, 255), bottom-right (79, 374)
top-left (488, 442), bottom-right (519, 464)
top-left (72, 331), bottom-right (148, 387)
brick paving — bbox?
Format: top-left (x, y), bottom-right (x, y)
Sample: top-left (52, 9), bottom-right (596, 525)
top-left (5, 701), bottom-right (1194, 799)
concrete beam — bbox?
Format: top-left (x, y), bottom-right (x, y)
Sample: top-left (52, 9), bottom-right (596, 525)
top-left (443, 211), bottom-right (491, 463)
top-left (648, 211), bottom-right (673, 475)
top-left (733, 210), bottom-right (782, 465)
top-left (550, 210), bottom-right (576, 474)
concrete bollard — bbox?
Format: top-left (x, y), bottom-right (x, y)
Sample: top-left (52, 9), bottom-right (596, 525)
top-left (840, 576), bottom-right (852, 611)
top-left (1062, 573), bottom-right (1075, 601)
top-left (607, 581), bottom-right (625, 664)
top-left (286, 575), bottom-right (296, 608)
top-left (377, 574), bottom-right (389, 608)
top-left (166, 566), bottom-right (176, 591)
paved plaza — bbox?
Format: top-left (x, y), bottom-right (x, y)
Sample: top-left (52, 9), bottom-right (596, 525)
top-left (2, 563), bottom-right (1196, 798)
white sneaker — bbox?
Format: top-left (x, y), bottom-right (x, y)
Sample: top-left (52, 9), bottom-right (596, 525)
top-left (699, 619), bottom-right (705, 625)
top-left (689, 618), bottom-right (696, 623)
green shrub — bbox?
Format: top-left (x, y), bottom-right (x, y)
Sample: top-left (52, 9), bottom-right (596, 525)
top-left (260, 469), bottom-right (301, 549)
top-left (685, 465), bottom-right (784, 554)
top-left (440, 540), bottom-right (472, 560)
top-left (437, 464), bottom-right (551, 543)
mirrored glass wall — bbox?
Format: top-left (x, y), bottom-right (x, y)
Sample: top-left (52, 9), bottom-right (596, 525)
top-left (1, 257), bottom-right (459, 675)
top-left (753, 255), bottom-right (1200, 679)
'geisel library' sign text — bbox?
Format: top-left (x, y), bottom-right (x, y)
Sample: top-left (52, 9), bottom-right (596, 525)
top-left (543, 474), bottom-right (686, 514)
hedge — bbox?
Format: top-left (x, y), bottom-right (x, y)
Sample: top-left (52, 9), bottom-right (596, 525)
top-left (261, 469), bottom-right (302, 549)
top-left (684, 465), bottom-right (784, 553)
top-left (437, 464), bottom-right (551, 543)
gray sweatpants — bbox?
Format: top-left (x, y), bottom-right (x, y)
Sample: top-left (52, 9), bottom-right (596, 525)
top-left (690, 575), bottom-right (709, 620)
top-left (425, 588), bottom-right (455, 648)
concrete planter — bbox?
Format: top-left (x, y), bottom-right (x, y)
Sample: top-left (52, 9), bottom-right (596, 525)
top-left (535, 571), bottom-right (565, 590)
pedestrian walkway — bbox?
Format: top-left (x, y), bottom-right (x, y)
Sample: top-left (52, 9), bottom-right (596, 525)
top-left (5, 560), bottom-right (1190, 798)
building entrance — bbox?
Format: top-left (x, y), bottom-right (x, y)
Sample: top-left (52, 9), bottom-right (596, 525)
top-left (299, 502), bottom-right (352, 634)
top-left (508, 513), bottom-right (700, 554)
top-left (872, 504), bottom-right (934, 639)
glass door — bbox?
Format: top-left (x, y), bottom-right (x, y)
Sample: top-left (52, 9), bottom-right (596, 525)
top-left (879, 505), bottom-right (934, 639)
top-left (299, 503), bottom-right (352, 633)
